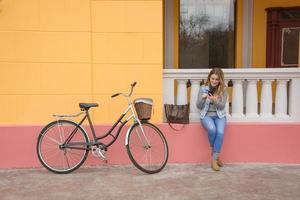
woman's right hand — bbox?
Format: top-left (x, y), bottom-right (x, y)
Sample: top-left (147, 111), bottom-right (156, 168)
top-left (202, 93), bottom-right (208, 98)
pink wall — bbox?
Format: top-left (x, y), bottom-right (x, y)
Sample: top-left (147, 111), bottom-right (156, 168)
top-left (1, 123), bottom-right (300, 169)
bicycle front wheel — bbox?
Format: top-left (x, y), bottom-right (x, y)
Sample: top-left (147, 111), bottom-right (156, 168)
top-left (37, 120), bottom-right (89, 174)
top-left (126, 121), bottom-right (169, 174)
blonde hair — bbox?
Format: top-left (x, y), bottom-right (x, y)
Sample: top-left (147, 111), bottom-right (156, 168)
top-left (206, 68), bottom-right (225, 96)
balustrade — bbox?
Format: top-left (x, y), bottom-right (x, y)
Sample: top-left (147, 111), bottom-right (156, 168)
top-left (163, 68), bottom-right (300, 122)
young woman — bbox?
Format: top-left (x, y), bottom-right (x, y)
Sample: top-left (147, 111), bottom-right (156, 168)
top-left (196, 68), bottom-right (227, 171)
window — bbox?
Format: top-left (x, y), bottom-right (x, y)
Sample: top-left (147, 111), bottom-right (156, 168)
top-left (281, 27), bottom-right (300, 67)
top-left (266, 7), bottom-right (300, 68)
top-left (179, 0), bottom-right (236, 69)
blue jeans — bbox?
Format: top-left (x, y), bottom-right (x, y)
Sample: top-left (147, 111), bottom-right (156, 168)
top-left (201, 116), bottom-right (227, 153)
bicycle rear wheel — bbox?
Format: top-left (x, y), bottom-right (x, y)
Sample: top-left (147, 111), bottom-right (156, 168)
top-left (126, 121), bottom-right (169, 174)
top-left (37, 120), bottom-right (89, 174)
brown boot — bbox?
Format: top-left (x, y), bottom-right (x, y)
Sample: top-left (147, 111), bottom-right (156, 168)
top-left (211, 160), bottom-right (220, 171)
top-left (217, 158), bottom-right (224, 167)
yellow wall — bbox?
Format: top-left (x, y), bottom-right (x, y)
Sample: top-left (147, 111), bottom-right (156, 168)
top-left (1, 0), bottom-right (298, 125)
top-left (252, 0), bottom-right (300, 68)
top-left (0, 0), bottom-right (163, 125)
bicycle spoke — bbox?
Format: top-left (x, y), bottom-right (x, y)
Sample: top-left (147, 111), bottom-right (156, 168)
top-left (43, 149), bottom-right (61, 161)
top-left (44, 134), bottom-right (61, 145)
top-left (145, 128), bottom-right (154, 145)
top-left (40, 147), bottom-right (60, 156)
top-left (129, 142), bottom-right (145, 148)
top-left (131, 146), bottom-right (147, 160)
top-left (66, 152), bottom-right (79, 165)
top-left (59, 125), bottom-right (66, 143)
top-left (134, 128), bottom-right (147, 147)
top-left (149, 147), bottom-right (164, 156)
top-left (66, 149), bottom-right (85, 157)
top-left (64, 152), bottom-right (71, 169)
top-left (55, 124), bottom-right (65, 144)
top-left (42, 139), bottom-right (60, 147)
top-left (147, 148), bottom-right (151, 166)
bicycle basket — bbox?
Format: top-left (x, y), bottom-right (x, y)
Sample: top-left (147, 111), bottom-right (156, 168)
top-left (134, 98), bottom-right (153, 120)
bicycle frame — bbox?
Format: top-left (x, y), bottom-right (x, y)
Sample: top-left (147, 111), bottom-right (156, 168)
top-left (61, 96), bottom-right (148, 150)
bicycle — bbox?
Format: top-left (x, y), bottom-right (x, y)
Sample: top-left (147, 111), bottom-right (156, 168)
top-left (36, 82), bottom-right (169, 174)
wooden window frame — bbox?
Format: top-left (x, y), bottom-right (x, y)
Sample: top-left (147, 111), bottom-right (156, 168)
top-left (266, 6), bottom-right (300, 68)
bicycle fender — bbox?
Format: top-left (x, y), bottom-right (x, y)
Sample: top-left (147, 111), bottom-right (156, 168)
top-left (125, 123), bottom-right (137, 146)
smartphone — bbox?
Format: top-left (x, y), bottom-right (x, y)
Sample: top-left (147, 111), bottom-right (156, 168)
top-left (208, 91), bottom-right (213, 96)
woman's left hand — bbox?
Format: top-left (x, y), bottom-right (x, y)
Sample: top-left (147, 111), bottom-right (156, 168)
top-left (208, 95), bottom-right (218, 102)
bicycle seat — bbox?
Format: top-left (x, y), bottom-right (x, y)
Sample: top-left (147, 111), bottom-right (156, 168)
top-left (79, 103), bottom-right (99, 110)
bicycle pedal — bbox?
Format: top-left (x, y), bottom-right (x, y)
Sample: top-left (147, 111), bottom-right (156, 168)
top-left (91, 146), bottom-right (107, 160)
top-left (98, 154), bottom-right (107, 161)
top-left (99, 149), bottom-right (106, 158)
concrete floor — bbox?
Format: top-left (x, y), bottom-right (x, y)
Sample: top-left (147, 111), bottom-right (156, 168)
top-left (1, 164), bottom-right (300, 200)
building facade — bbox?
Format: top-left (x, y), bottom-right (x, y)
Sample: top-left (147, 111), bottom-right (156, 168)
top-left (0, 0), bottom-right (300, 168)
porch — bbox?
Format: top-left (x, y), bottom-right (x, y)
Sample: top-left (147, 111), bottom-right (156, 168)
top-left (163, 68), bottom-right (300, 122)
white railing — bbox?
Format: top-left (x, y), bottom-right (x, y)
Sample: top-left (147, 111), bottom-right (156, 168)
top-left (163, 68), bottom-right (300, 122)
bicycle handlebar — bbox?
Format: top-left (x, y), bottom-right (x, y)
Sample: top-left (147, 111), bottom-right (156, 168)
top-left (111, 93), bottom-right (121, 98)
top-left (111, 82), bottom-right (137, 98)
top-left (128, 81), bottom-right (137, 96)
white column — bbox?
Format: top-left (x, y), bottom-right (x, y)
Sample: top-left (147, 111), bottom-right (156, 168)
top-left (176, 80), bottom-right (188, 105)
top-left (163, 78), bottom-right (175, 122)
top-left (163, 78), bottom-right (175, 104)
top-left (225, 79), bottom-right (230, 117)
top-left (289, 78), bottom-right (300, 121)
top-left (246, 79), bottom-right (259, 118)
top-left (275, 79), bottom-right (289, 118)
top-left (232, 79), bottom-right (244, 118)
top-left (260, 79), bottom-right (273, 118)
top-left (189, 80), bottom-right (201, 121)
top-left (242, 0), bottom-right (253, 68)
